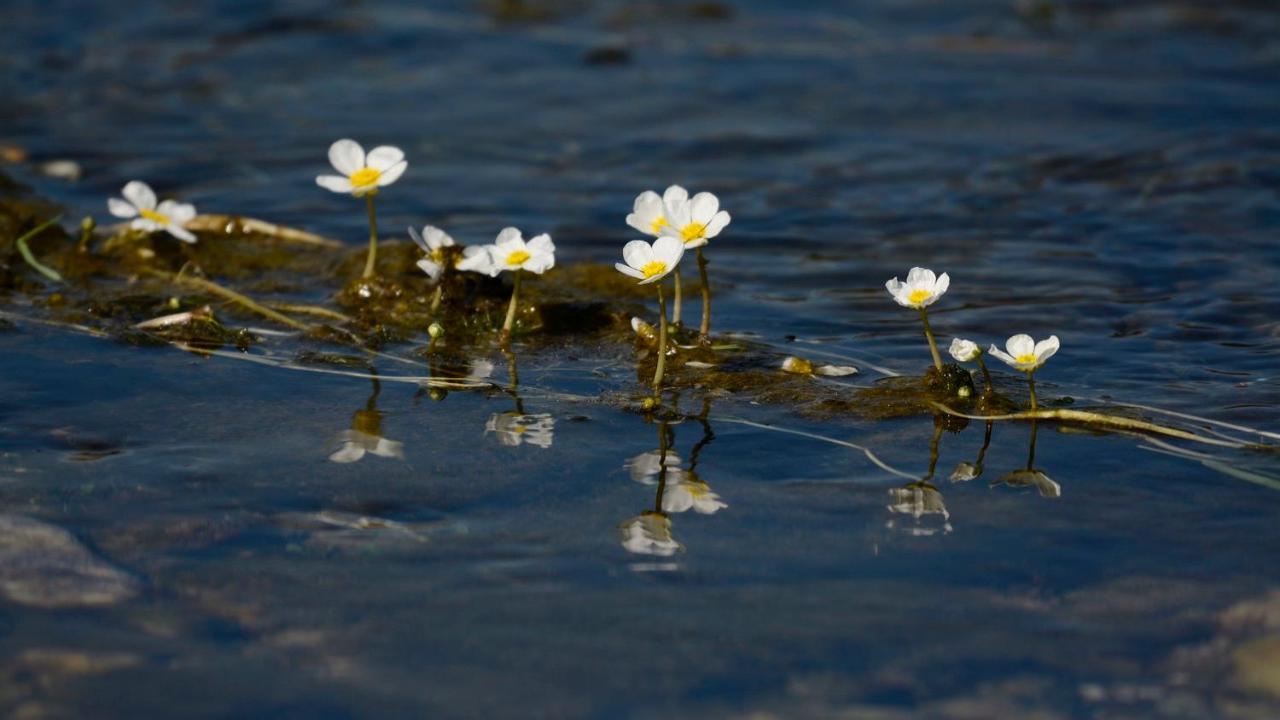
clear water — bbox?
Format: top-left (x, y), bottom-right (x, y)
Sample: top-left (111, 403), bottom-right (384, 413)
top-left (2, 0), bottom-right (1280, 717)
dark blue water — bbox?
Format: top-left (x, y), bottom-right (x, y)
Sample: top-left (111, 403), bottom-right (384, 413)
top-left (2, 0), bottom-right (1280, 717)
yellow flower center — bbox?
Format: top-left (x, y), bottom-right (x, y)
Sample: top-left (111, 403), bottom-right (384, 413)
top-left (649, 217), bottom-right (667, 235)
top-left (907, 289), bottom-right (932, 305)
top-left (640, 260), bottom-right (668, 279)
top-left (430, 248), bottom-right (446, 263)
top-left (1015, 353), bottom-right (1037, 365)
top-left (349, 166), bottom-right (382, 188)
top-left (139, 208), bottom-right (172, 225)
top-left (506, 249), bottom-right (531, 266)
top-left (679, 222), bottom-right (706, 242)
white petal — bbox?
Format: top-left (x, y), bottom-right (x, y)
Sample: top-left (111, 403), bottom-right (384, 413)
top-left (375, 160), bottom-right (407, 186)
top-left (906, 267), bottom-right (934, 286)
top-left (688, 192), bottom-right (720, 224)
top-left (366, 145), bottom-right (405, 172)
top-left (662, 185), bottom-right (688, 207)
top-left (1035, 335), bottom-right (1060, 362)
top-left (525, 233), bottom-right (555, 256)
top-left (169, 202), bottom-right (197, 224)
top-left (523, 250), bottom-right (555, 275)
top-left (652, 236), bottom-right (685, 266)
top-left (988, 345), bottom-right (1016, 367)
top-left (622, 240), bottom-right (653, 270)
top-left (316, 175), bottom-right (354, 194)
top-left (328, 139), bottom-right (365, 176)
top-left (815, 365), bottom-right (858, 377)
top-left (703, 211), bottom-right (731, 239)
top-left (122, 181), bottom-right (156, 211)
top-left (1006, 334), bottom-right (1034, 357)
top-left (933, 272), bottom-right (950, 297)
top-left (683, 237), bottom-right (708, 250)
top-left (494, 227), bottom-right (524, 250)
top-left (166, 224), bottom-right (197, 243)
top-left (107, 198), bottom-right (137, 218)
top-left (616, 263), bottom-right (645, 279)
top-left (423, 226), bottom-right (454, 249)
top-left (417, 258), bottom-right (443, 281)
top-left (407, 226), bottom-right (427, 252)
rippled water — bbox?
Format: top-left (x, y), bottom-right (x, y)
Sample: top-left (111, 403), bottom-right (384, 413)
top-left (3, 0), bottom-right (1280, 717)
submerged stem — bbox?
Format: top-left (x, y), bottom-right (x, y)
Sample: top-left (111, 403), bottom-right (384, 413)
top-left (696, 248), bottom-right (711, 341)
top-left (672, 270), bottom-right (683, 326)
top-left (14, 215), bottom-right (64, 283)
top-left (362, 193), bottom-right (379, 279)
top-left (976, 355), bottom-right (994, 395)
top-left (918, 308), bottom-right (943, 371)
top-left (144, 269), bottom-right (311, 331)
top-left (501, 270), bottom-right (523, 343)
top-left (654, 282), bottom-right (668, 396)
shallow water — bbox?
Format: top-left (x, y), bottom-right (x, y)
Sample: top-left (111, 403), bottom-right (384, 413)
top-left (3, 0), bottom-right (1280, 717)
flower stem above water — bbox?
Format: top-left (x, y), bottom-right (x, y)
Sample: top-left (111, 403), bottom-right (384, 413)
top-left (362, 193), bottom-right (379, 279)
top-left (501, 270), bottom-right (523, 344)
top-left (918, 308), bottom-right (943, 371)
top-left (654, 282), bottom-right (669, 396)
top-left (696, 248), bottom-right (711, 342)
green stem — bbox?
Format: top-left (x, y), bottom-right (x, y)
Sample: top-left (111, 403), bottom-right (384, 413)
top-left (430, 283), bottom-right (443, 314)
top-left (654, 282), bottom-right (668, 396)
top-left (14, 215), bottom-right (64, 283)
top-left (1027, 371), bottom-right (1038, 410)
top-left (143, 269), bottom-right (311, 331)
top-left (696, 248), bottom-right (711, 341)
top-left (501, 270), bottom-right (522, 343)
top-left (976, 354), bottom-right (994, 395)
top-left (918, 308), bottom-right (943, 371)
top-left (672, 270), bottom-right (683, 326)
top-left (362, 193), bottom-right (379, 279)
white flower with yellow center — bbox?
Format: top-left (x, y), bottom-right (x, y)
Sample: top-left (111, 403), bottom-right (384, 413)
top-left (315, 138), bottom-right (407, 197)
top-left (885, 267), bottom-right (950, 309)
top-left (949, 338), bottom-right (981, 363)
top-left (408, 225), bottom-right (456, 282)
top-left (988, 334), bottom-right (1059, 373)
top-left (626, 186), bottom-right (684, 237)
top-left (618, 512), bottom-right (681, 557)
top-left (107, 181), bottom-right (197, 243)
top-left (486, 412), bottom-right (555, 448)
top-left (659, 186), bottom-right (731, 249)
top-left (456, 244), bottom-right (499, 277)
top-left (615, 236), bottom-right (685, 284)
top-left (475, 227), bottom-right (555, 277)
top-left (662, 476), bottom-right (728, 515)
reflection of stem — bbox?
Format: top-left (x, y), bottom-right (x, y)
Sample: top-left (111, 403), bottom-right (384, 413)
top-left (672, 271), bottom-right (683, 326)
top-left (654, 419), bottom-right (673, 513)
top-left (976, 355), bottom-right (994, 395)
top-left (918, 308), bottom-right (943, 371)
top-left (362, 193), bottom-right (379, 279)
top-left (696, 248), bottom-right (711, 341)
top-left (925, 419), bottom-right (944, 480)
top-left (367, 368), bottom-right (382, 411)
top-left (501, 270), bottom-right (523, 344)
top-left (689, 400), bottom-right (716, 471)
top-left (1027, 419), bottom-right (1039, 469)
top-left (654, 282), bottom-right (668, 396)
top-left (976, 420), bottom-right (993, 467)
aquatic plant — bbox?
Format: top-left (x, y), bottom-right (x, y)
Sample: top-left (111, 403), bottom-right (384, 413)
top-left (107, 181), bottom-right (196, 243)
top-left (886, 266), bottom-right (950, 370)
top-left (988, 334), bottom-right (1060, 409)
top-left (316, 139), bottom-right (407, 279)
top-left (615, 235), bottom-right (685, 395)
top-left (948, 337), bottom-right (993, 396)
top-left (657, 186), bottom-right (730, 341)
top-left (462, 227), bottom-right (555, 342)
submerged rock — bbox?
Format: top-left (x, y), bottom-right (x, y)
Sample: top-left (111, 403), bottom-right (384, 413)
top-left (0, 514), bottom-right (140, 608)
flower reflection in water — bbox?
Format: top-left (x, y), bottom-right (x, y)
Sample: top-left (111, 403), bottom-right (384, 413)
top-left (993, 420), bottom-right (1061, 498)
top-left (951, 420), bottom-right (993, 482)
top-left (886, 416), bottom-right (952, 535)
top-left (329, 373), bottom-right (404, 464)
top-left (618, 402), bottom-right (724, 560)
top-left (485, 348), bottom-right (554, 448)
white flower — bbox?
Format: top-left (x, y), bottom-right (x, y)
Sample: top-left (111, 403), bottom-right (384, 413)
top-left (468, 227), bottom-right (555, 277)
top-left (619, 513), bottom-right (681, 556)
top-left (662, 476), bottom-right (728, 515)
top-left (315, 139), bottom-right (407, 197)
top-left (626, 449), bottom-right (683, 485)
top-left (456, 244), bottom-right (499, 277)
top-left (625, 187), bottom-right (677, 237)
top-left (658, 186), bottom-right (731, 249)
top-left (486, 412), bottom-right (555, 448)
top-left (615, 236), bottom-right (685, 284)
top-left (328, 429), bottom-right (404, 463)
top-left (885, 267), bottom-right (950, 309)
top-left (408, 225), bottom-right (457, 281)
top-left (949, 338), bottom-right (981, 363)
top-left (987, 334), bottom-right (1060, 372)
top-left (107, 181), bottom-right (197, 243)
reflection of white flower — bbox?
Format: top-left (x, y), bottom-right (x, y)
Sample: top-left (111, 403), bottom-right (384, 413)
top-left (995, 469), bottom-right (1061, 498)
top-left (328, 430), bottom-right (405, 463)
top-left (315, 139), bottom-right (407, 197)
top-left (887, 483), bottom-right (950, 520)
top-left (619, 512), bottom-right (681, 556)
top-left (409, 225), bottom-right (456, 281)
top-left (988, 334), bottom-right (1060, 373)
top-left (950, 462), bottom-right (981, 482)
top-left (885, 267), bottom-right (950, 309)
top-left (625, 449), bottom-right (683, 485)
top-left (949, 338), bottom-right (980, 363)
top-left (107, 181), bottom-right (197, 243)
top-left (486, 412), bottom-right (555, 448)
top-left (662, 477), bottom-right (728, 515)
top-left (658, 186), bottom-right (731, 249)
top-left (615, 236), bottom-right (685, 284)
